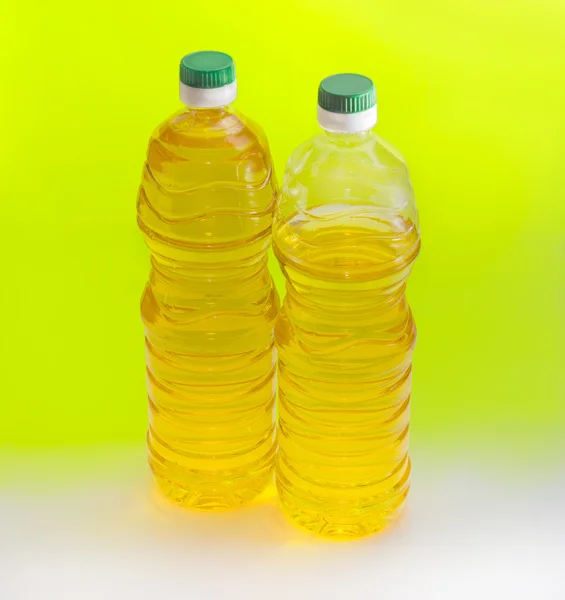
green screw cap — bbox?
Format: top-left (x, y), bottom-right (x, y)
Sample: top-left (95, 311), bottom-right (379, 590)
top-left (179, 51), bottom-right (236, 89)
top-left (318, 74), bottom-right (376, 114)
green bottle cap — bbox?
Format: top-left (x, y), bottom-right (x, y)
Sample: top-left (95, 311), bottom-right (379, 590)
top-left (179, 51), bottom-right (236, 89)
top-left (318, 74), bottom-right (376, 114)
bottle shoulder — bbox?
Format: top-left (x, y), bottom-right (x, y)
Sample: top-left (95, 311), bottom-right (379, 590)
top-left (278, 130), bottom-right (418, 227)
top-left (140, 106), bottom-right (276, 198)
top-left (147, 105), bottom-right (272, 158)
top-left (284, 130), bottom-right (409, 179)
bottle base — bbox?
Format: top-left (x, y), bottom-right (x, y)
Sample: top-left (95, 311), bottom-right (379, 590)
top-left (150, 460), bottom-right (274, 511)
top-left (276, 465), bottom-right (410, 540)
top-left (278, 489), bottom-right (408, 540)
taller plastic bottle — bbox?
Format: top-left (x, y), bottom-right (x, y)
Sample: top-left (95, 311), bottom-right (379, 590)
top-left (274, 74), bottom-right (420, 538)
top-left (137, 52), bottom-right (278, 510)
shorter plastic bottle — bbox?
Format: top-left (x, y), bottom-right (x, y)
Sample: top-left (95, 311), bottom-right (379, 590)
top-left (274, 74), bottom-right (420, 538)
top-left (137, 52), bottom-right (279, 510)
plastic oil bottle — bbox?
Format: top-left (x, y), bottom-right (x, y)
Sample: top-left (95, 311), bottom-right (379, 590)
top-left (137, 52), bottom-right (279, 509)
top-left (274, 74), bottom-right (420, 537)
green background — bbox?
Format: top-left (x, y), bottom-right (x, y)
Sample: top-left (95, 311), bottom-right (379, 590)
top-left (1, 0), bottom-right (563, 461)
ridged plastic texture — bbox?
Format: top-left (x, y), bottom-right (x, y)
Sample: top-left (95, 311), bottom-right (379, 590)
top-left (273, 130), bottom-right (420, 538)
top-left (318, 73), bottom-right (376, 114)
top-left (137, 105), bottom-right (278, 509)
top-left (179, 51), bottom-right (236, 89)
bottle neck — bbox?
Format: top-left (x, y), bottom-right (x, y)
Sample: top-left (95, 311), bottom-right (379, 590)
top-left (182, 104), bottom-right (231, 115)
top-left (321, 129), bottom-right (373, 146)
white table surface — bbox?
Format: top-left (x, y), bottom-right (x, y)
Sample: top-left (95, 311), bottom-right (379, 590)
top-left (1, 445), bottom-right (564, 599)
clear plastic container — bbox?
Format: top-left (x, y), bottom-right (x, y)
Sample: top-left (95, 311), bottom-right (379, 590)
top-left (137, 52), bottom-right (278, 509)
top-left (273, 74), bottom-right (420, 537)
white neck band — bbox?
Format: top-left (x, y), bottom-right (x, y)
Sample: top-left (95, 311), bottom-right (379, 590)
top-left (180, 81), bottom-right (237, 108)
top-left (317, 105), bottom-right (377, 134)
